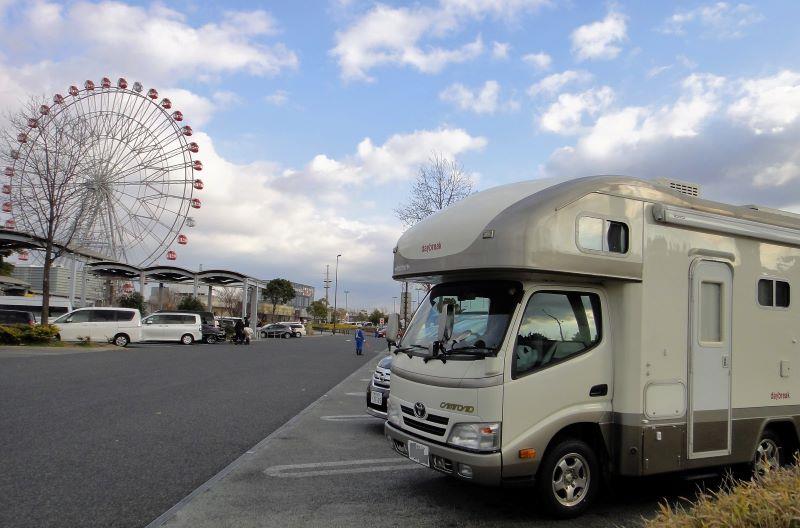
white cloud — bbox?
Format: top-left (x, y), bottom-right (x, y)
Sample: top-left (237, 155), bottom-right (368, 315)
top-left (528, 70), bottom-right (592, 96)
top-left (492, 41), bottom-right (510, 59)
top-left (647, 65), bottom-right (672, 79)
top-left (1, 1), bottom-right (298, 89)
top-left (661, 2), bottom-right (763, 38)
top-left (330, 0), bottom-right (550, 81)
top-left (522, 52), bottom-right (551, 71)
top-left (541, 71), bottom-right (800, 210)
top-left (727, 70), bottom-right (800, 134)
top-left (753, 162), bottom-right (800, 188)
top-left (539, 86), bottom-right (614, 134)
top-left (212, 91), bottom-right (242, 106)
top-left (440, 80), bottom-right (518, 114)
top-left (265, 90), bottom-right (289, 106)
top-left (571, 10), bottom-right (627, 61)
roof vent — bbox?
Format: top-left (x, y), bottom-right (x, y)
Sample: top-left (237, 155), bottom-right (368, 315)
top-left (654, 178), bottom-right (701, 198)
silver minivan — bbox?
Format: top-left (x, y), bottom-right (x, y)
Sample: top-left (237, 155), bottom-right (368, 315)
top-left (141, 313), bottom-right (203, 345)
top-left (53, 307), bottom-right (142, 346)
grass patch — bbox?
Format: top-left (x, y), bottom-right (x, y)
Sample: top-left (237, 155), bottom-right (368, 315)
top-left (645, 464), bottom-right (800, 528)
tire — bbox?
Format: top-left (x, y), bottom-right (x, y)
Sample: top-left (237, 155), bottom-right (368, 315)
top-left (753, 430), bottom-right (783, 478)
top-left (282, 332), bottom-right (291, 339)
top-left (181, 334), bottom-right (194, 345)
top-left (113, 333), bottom-right (130, 347)
top-left (206, 335), bottom-right (217, 344)
top-left (535, 438), bottom-right (600, 519)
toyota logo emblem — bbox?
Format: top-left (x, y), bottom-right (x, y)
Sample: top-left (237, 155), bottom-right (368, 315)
top-left (413, 402), bottom-right (426, 419)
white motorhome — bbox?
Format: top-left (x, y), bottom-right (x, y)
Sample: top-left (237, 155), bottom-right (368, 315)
top-left (384, 176), bottom-right (800, 518)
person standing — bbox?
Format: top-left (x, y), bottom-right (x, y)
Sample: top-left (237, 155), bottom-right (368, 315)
top-left (354, 327), bottom-right (365, 356)
top-left (234, 318), bottom-right (244, 345)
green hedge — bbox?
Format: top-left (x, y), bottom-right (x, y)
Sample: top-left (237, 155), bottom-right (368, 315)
top-left (645, 463), bottom-right (800, 527)
top-left (0, 324), bottom-right (60, 345)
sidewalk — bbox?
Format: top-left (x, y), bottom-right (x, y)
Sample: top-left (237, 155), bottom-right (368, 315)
top-left (148, 352), bottom-right (657, 528)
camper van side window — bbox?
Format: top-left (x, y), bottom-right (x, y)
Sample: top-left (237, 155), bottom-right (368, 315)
top-left (758, 278), bottom-right (790, 308)
top-left (512, 291), bottom-right (602, 378)
top-left (606, 221), bottom-right (629, 253)
top-left (577, 216), bottom-right (629, 254)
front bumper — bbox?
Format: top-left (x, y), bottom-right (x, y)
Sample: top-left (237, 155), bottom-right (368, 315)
top-left (365, 383), bottom-right (389, 419)
top-left (385, 421), bottom-right (502, 485)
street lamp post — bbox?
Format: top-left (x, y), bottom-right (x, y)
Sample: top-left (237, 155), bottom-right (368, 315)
top-left (392, 296), bottom-right (397, 314)
top-left (344, 290), bottom-right (350, 323)
top-left (333, 254), bottom-right (341, 334)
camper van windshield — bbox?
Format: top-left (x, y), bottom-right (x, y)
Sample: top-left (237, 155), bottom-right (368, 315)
top-left (401, 281), bottom-right (521, 356)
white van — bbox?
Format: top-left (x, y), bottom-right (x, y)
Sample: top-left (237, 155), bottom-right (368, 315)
top-left (141, 312), bottom-right (203, 344)
top-left (53, 307), bottom-right (142, 347)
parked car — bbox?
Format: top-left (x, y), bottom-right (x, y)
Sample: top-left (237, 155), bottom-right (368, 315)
top-left (141, 312), bottom-right (203, 345)
top-left (202, 322), bottom-right (225, 344)
top-left (52, 307), bottom-right (142, 347)
top-left (283, 321), bottom-right (307, 337)
top-left (375, 326), bottom-right (387, 338)
top-left (260, 323), bottom-right (293, 338)
top-left (0, 309), bottom-right (37, 325)
top-left (366, 355), bottom-right (392, 419)
top-left (156, 309), bottom-right (218, 343)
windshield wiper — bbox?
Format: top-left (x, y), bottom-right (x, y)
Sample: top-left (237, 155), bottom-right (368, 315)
top-left (393, 344), bottom-right (428, 358)
top-left (447, 344), bottom-right (499, 356)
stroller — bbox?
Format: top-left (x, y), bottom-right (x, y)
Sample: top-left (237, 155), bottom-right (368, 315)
top-left (232, 321), bottom-right (252, 345)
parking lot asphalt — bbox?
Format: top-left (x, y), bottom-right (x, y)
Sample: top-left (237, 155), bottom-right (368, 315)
top-left (0, 334), bottom-right (381, 528)
top-left (154, 356), bottom-right (705, 528)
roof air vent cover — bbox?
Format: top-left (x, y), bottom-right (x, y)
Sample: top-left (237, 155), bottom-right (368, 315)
top-left (654, 178), bottom-right (701, 197)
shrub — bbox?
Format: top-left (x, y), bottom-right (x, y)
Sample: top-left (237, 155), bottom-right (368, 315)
top-left (178, 296), bottom-right (205, 311)
top-left (0, 324), bottom-right (59, 345)
top-left (645, 464), bottom-right (800, 528)
top-left (117, 292), bottom-right (145, 314)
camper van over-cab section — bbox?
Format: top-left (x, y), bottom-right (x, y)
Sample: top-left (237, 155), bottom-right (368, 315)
top-left (383, 176), bottom-right (800, 518)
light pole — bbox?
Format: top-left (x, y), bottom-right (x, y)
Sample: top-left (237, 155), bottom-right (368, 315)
top-left (344, 290), bottom-right (350, 323)
top-left (333, 254), bottom-right (341, 334)
top-left (392, 296), bottom-right (397, 314)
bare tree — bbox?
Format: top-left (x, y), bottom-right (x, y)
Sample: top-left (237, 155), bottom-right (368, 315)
top-left (1, 98), bottom-right (94, 321)
top-left (394, 152), bottom-right (474, 227)
top-left (216, 287), bottom-right (243, 316)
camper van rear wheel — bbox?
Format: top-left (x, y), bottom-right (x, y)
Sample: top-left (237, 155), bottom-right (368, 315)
top-left (536, 439), bottom-right (599, 518)
top-left (753, 431), bottom-right (782, 478)
top-left (113, 334), bottom-right (129, 347)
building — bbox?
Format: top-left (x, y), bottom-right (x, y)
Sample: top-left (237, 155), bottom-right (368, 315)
top-left (11, 264), bottom-right (105, 303)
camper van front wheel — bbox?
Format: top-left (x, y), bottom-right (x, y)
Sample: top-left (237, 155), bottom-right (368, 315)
top-left (536, 439), bottom-right (599, 518)
top-left (113, 334), bottom-right (129, 347)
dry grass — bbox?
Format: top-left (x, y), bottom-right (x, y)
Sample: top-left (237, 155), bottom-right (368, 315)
top-left (644, 464), bottom-right (800, 528)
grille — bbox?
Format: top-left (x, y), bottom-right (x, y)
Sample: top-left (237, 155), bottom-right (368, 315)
top-left (403, 417), bottom-right (446, 436)
top-left (400, 405), bottom-right (450, 436)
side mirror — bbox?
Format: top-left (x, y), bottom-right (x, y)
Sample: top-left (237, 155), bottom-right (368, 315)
top-left (438, 302), bottom-right (454, 343)
top-left (386, 313), bottom-right (400, 342)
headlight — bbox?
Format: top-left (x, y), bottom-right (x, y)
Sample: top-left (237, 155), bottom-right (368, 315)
top-left (387, 398), bottom-right (402, 427)
top-left (448, 422), bottom-right (501, 452)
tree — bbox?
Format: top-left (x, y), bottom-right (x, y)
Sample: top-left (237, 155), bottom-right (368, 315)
top-left (369, 308), bottom-right (387, 326)
top-left (308, 298), bottom-right (328, 322)
top-left (178, 296), bottom-right (205, 311)
top-left (394, 152), bottom-right (474, 227)
top-left (264, 278), bottom-right (296, 319)
top-left (2, 98), bottom-right (95, 321)
top-left (117, 292), bottom-right (145, 314)
top-left (216, 287), bottom-right (242, 316)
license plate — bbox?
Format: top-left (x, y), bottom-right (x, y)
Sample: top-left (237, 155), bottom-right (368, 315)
top-left (407, 440), bottom-right (430, 467)
top-left (370, 390), bottom-right (383, 406)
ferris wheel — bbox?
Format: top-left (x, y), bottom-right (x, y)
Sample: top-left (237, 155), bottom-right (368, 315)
top-left (3, 77), bottom-right (203, 266)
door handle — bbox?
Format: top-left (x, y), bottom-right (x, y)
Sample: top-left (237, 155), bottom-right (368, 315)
top-left (589, 384), bottom-right (608, 397)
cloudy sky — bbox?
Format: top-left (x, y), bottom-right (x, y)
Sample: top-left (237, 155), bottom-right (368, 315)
top-left (2, 0), bottom-right (800, 310)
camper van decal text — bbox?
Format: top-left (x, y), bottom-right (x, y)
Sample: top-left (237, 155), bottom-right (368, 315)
top-left (770, 391), bottom-right (790, 400)
top-left (440, 402), bottom-right (475, 413)
top-left (422, 242), bottom-right (442, 253)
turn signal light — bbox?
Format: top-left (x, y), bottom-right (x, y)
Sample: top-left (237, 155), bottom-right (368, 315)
top-left (519, 448), bottom-right (537, 459)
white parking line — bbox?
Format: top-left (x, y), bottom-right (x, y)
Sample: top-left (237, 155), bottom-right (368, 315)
top-left (344, 392), bottom-right (363, 396)
top-left (265, 458), bottom-right (421, 478)
top-left (320, 414), bottom-right (375, 421)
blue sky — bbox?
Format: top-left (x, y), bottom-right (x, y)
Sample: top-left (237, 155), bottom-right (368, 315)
top-left (2, 0), bottom-right (800, 310)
